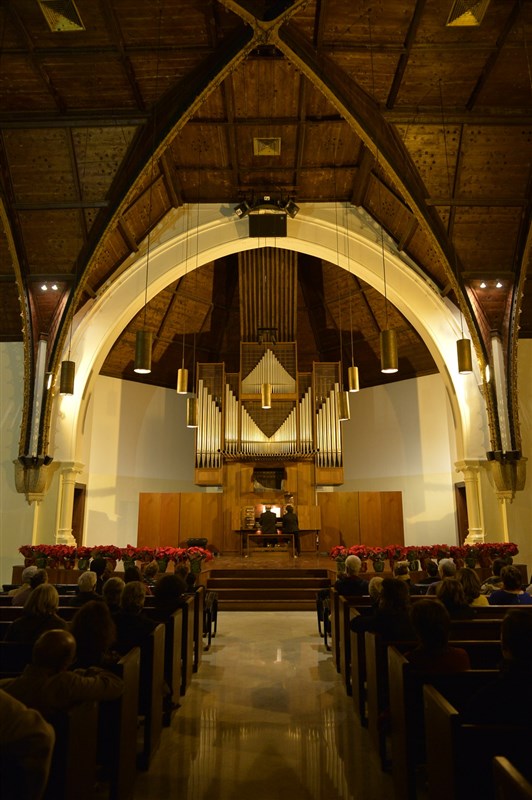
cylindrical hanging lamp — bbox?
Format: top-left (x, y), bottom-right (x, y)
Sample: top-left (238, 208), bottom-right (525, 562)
top-left (177, 367), bottom-right (188, 394)
top-left (261, 382), bottom-right (272, 410)
top-left (59, 360), bottom-right (75, 395)
top-left (457, 338), bottom-right (473, 374)
top-left (134, 330), bottom-right (152, 374)
top-left (380, 329), bottom-right (398, 374)
top-left (337, 389), bottom-right (350, 421)
top-left (186, 396), bottom-right (198, 428)
top-left (348, 365), bottom-right (359, 392)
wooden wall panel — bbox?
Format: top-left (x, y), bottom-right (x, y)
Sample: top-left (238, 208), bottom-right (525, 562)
top-left (138, 493), bottom-right (180, 549)
top-left (179, 494), bottom-right (203, 544)
top-left (359, 492), bottom-right (383, 547)
top-left (382, 491), bottom-right (404, 544)
top-left (317, 493), bottom-right (342, 553)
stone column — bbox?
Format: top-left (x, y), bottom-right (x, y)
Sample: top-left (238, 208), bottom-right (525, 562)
top-left (455, 460), bottom-right (485, 544)
top-left (56, 461), bottom-right (84, 546)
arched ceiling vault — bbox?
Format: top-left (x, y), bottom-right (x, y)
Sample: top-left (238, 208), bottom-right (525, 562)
top-left (0, 0), bottom-right (530, 461)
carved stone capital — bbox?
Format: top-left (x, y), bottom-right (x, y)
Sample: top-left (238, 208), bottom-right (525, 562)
top-left (13, 457), bottom-right (52, 505)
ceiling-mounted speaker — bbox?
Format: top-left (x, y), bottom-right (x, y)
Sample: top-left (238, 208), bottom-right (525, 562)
top-left (446, 0), bottom-right (491, 26)
top-left (249, 214), bottom-right (287, 238)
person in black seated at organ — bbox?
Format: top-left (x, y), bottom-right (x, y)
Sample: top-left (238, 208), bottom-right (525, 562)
top-left (151, 574), bottom-right (188, 621)
top-left (335, 555), bottom-right (369, 597)
top-left (258, 504), bottom-right (278, 548)
top-left (350, 578), bottom-right (417, 641)
top-left (282, 504), bottom-right (300, 557)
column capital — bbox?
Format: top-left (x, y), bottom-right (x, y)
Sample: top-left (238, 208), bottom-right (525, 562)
top-left (60, 461), bottom-right (84, 475)
top-left (455, 459), bottom-right (484, 476)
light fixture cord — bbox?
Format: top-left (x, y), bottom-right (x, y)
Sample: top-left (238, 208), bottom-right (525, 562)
top-left (368, 12), bottom-right (389, 329)
top-left (144, 3), bottom-right (164, 329)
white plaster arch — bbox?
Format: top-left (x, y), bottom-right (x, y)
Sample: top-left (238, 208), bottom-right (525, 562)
top-left (50, 203), bottom-right (490, 465)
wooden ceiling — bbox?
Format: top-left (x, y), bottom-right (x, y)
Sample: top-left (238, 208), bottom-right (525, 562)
top-left (0, 0), bottom-right (530, 401)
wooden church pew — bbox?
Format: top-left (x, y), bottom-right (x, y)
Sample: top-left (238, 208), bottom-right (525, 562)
top-left (44, 701), bottom-right (99, 800)
top-left (388, 647), bottom-right (499, 800)
top-left (423, 684), bottom-right (529, 800)
top-left (493, 756), bottom-right (532, 800)
top-left (137, 623), bottom-right (165, 771)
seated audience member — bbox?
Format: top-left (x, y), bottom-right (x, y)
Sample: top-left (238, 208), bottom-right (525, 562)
top-left (10, 568), bottom-right (49, 608)
top-left (4, 584), bottom-right (67, 644)
top-left (0, 629), bottom-right (123, 720)
top-left (415, 560), bottom-right (439, 586)
top-left (405, 599), bottom-right (471, 672)
top-left (102, 576), bottom-right (125, 615)
top-left (8, 565), bottom-right (38, 605)
top-left (426, 557), bottom-right (457, 595)
top-left (175, 562), bottom-right (197, 592)
top-left (89, 557), bottom-right (107, 594)
top-left (123, 565), bottom-right (142, 584)
top-left (335, 555), bottom-right (369, 597)
top-left (71, 570), bottom-right (103, 606)
top-left (70, 600), bottom-right (118, 668)
top-left (368, 576), bottom-right (384, 607)
top-left (0, 689), bottom-right (55, 800)
top-left (113, 581), bottom-right (157, 655)
top-left (142, 561), bottom-right (159, 591)
top-left (464, 609), bottom-right (532, 729)
top-left (480, 557), bottom-right (511, 595)
top-left (488, 565), bottom-right (532, 605)
top-left (393, 561), bottom-right (413, 591)
top-left (350, 578), bottom-right (416, 641)
top-left (457, 567), bottom-right (489, 607)
top-left (436, 577), bottom-right (476, 619)
top-left (152, 574), bottom-right (188, 620)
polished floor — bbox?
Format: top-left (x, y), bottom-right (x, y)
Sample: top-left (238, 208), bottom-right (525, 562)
top-left (134, 611), bottom-right (393, 800)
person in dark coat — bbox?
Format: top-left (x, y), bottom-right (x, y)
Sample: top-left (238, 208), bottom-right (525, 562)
top-left (405, 598), bottom-right (471, 672)
top-left (259, 505), bottom-right (278, 533)
top-left (435, 577), bottom-right (476, 619)
top-left (151, 574), bottom-right (188, 622)
top-left (350, 578), bottom-right (416, 641)
top-left (282, 504), bottom-right (301, 556)
top-left (113, 581), bottom-right (157, 655)
top-left (4, 584), bottom-right (67, 644)
top-left (335, 555), bottom-right (369, 597)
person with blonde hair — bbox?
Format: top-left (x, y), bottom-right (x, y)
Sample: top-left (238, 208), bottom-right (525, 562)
top-left (4, 584), bottom-right (67, 644)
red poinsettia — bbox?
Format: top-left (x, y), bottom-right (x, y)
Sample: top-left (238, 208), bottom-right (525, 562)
top-left (186, 546), bottom-right (213, 562)
top-left (329, 545), bottom-right (348, 560)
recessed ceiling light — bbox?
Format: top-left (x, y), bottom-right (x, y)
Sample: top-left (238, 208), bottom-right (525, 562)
top-left (41, 284), bottom-right (48, 291)
top-left (479, 281), bottom-right (487, 289)
top-left (51, 284), bottom-right (58, 291)
top-left (495, 280), bottom-right (503, 288)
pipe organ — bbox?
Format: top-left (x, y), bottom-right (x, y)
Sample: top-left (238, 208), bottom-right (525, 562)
top-left (195, 346), bottom-right (344, 484)
top-left (194, 248), bottom-right (345, 486)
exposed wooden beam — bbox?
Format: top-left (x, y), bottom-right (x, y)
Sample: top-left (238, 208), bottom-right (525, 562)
top-left (160, 152), bottom-right (183, 208)
top-left (466, 0), bottom-right (523, 112)
top-left (386, 0), bottom-right (428, 110)
top-left (117, 220), bottom-right (139, 253)
top-left (66, 129), bottom-right (88, 244)
top-left (99, 0), bottom-right (146, 111)
top-left (426, 197), bottom-right (529, 207)
top-left (350, 145), bottom-right (375, 206)
top-left (398, 216), bottom-right (418, 252)
top-left (13, 201), bottom-right (109, 210)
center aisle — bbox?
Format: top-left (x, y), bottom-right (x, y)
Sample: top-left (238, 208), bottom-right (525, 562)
top-left (133, 611), bottom-right (393, 799)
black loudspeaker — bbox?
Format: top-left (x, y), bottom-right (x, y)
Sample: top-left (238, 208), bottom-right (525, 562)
top-left (249, 214), bottom-right (287, 238)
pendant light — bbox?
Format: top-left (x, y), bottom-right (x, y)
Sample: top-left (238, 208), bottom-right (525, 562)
top-left (59, 359), bottom-right (75, 395)
top-left (346, 207), bottom-right (360, 392)
top-left (367, 15), bottom-right (398, 375)
top-left (439, 79), bottom-right (473, 376)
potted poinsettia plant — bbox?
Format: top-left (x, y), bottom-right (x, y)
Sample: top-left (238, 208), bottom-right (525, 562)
top-left (329, 545), bottom-right (348, 573)
top-left (185, 546), bottom-right (213, 576)
top-left (368, 546), bottom-right (388, 572)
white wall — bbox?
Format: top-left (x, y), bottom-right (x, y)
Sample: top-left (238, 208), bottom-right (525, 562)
top-left (340, 373), bottom-right (458, 546)
top-left (0, 343), bottom-right (35, 585)
top-left (82, 375), bottom-right (200, 548)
